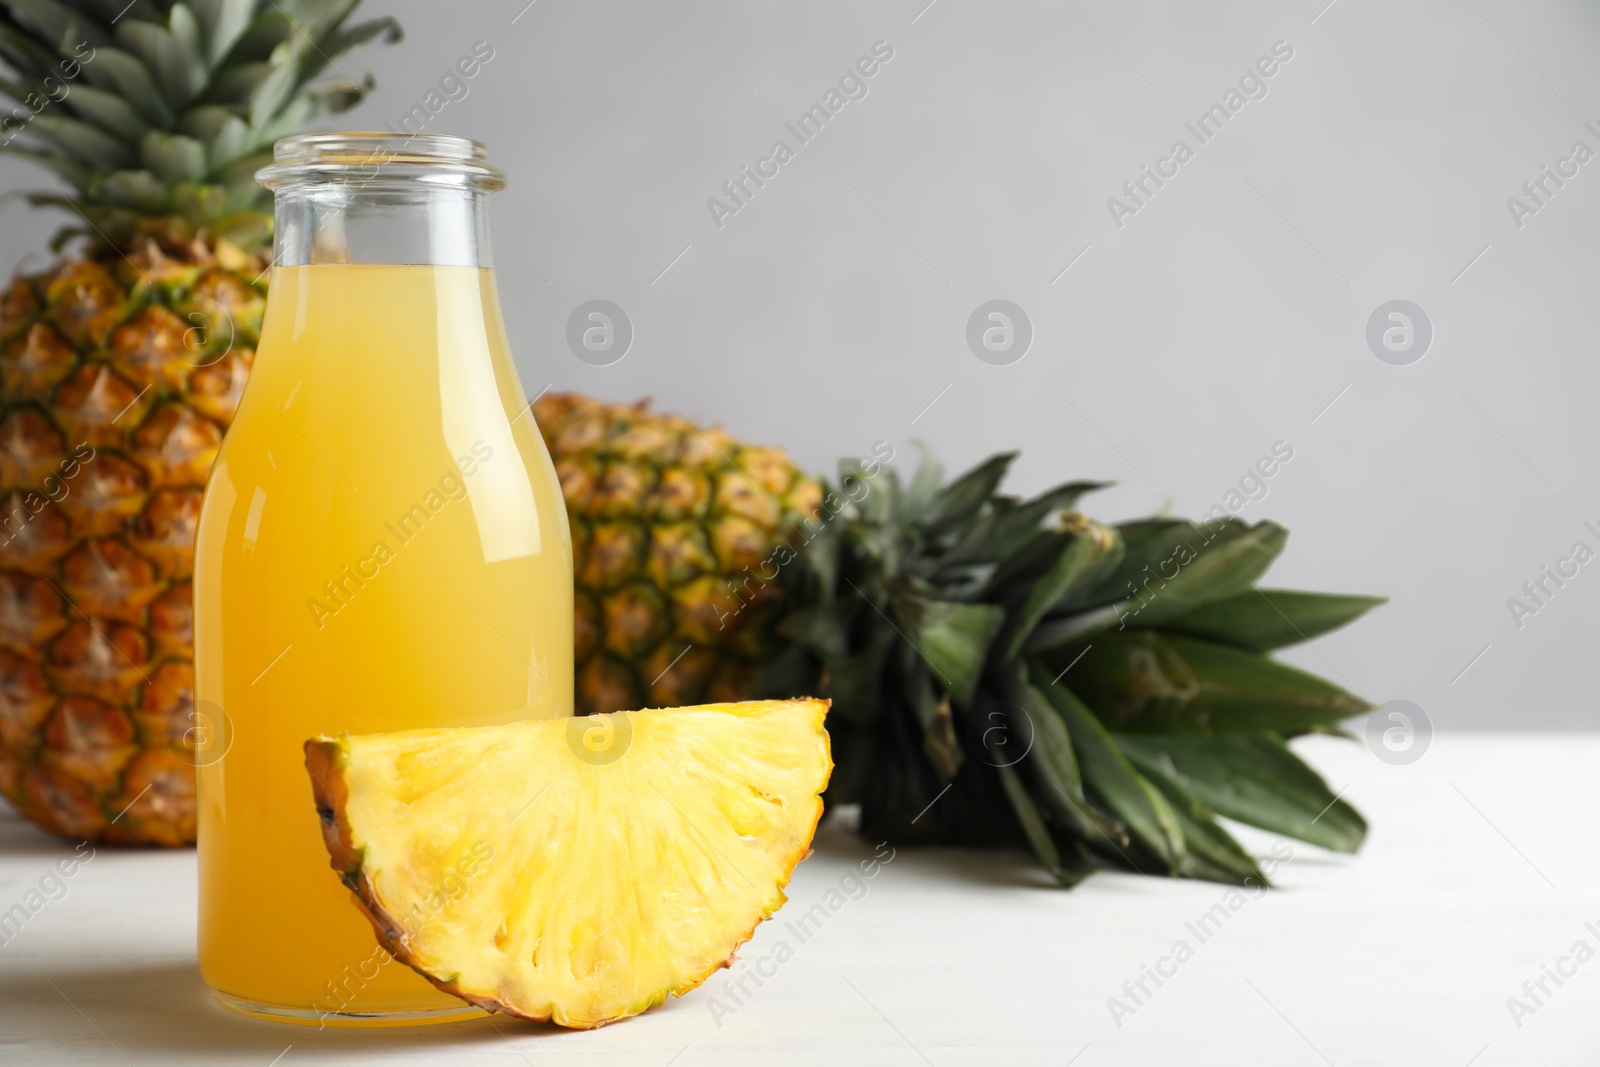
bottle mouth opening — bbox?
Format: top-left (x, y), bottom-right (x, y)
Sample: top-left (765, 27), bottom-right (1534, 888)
top-left (257, 133), bottom-right (507, 192)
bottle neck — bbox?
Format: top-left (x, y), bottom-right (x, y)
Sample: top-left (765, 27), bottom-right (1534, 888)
top-left (272, 184), bottom-right (494, 268)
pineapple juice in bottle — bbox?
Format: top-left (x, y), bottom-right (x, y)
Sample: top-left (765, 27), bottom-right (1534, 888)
top-left (194, 136), bottom-right (572, 1024)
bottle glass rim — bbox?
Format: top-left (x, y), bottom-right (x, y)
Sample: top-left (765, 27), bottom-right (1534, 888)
top-left (257, 133), bottom-right (507, 192)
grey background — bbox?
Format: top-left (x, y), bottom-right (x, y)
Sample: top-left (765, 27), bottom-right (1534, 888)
top-left (5, 0), bottom-right (1598, 731)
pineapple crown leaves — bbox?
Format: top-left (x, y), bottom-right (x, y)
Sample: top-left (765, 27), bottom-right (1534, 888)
top-left (0, 0), bottom-right (400, 248)
top-left (762, 447), bottom-right (1385, 887)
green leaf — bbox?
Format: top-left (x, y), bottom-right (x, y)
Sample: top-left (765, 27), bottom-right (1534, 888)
top-left (1111, 521), bottom-right (1288, 629)
top-left (802, 522), bottom-right (842, 597)
top-left (225, 9), bottom-right (298, 64)
top-left (117, 12), bottom-right (208, 109)
top-left (1028, 664), bottom-right (1182, 871)
top-left (7, 0), bottom-right (111, 53)
top-left (933, 502), bottom-right (1012, 572)
top-left (1130, 772), bottom-right (1184, 875)
top-left (982, 527), bottom-right (1071, 594)
top-left (939, 480), bottom-right (1108, 572)
top-left (816, 631), bottom-right (894, 726)
top-left (206, 57), bottom-right (270, 104)
top-left (1166, 801), bottom-right (1264, 884)
top-left (889, 585), bottom-right (1004, 707)
top-left (62, 83), bottom-right (147, 139)
top-left (1062, 518), bottom-right (1242, 611)
top-left (260, 86), bottom-right (318, 136)
top-left (190, 0), bottom-right (256, 64)
top-left (837, 460), bottom-right (887, 525)
top-left (212, 146), bottom-right (271, 209)
top-left (168, 4), bottom-right (207, 79)
top-left (0, 142), bottom-right (90, 188)
top-left (167, 179), bottom-right (228, 224)
top-left (1059, 632), bottom-right (1372, 736)
top-left (0, 21), bottom-right (61, 79)
top-left (0, 72), bottom-right (31, 105)
top-left (989, 482), bottom-right (1106, 550)
top-left (918, 452), bottom-right (1015, 536)
top-left (1001, 523), bottom-right (1118, 662)
top-left (301, 15), bottom-right (399, 85)
top-left (78, 0), bottom-right (130, 21)
top-left (1158, 588), bottom-right (1388, 652)
top-left (94, 168), bottom-right (167, 211)
top-left (279, 0), bottom-right (361, 34)
top-left (912, 671), bottom-right (962, 782)
top-left (751, 644), bottom-right (815, 702)
top-left (1009, 672), bottom-right (1121, 843)
top-left (79, 46), bottom-right (175, 125)
top-left (1022, 607), bottom-right (1122, 655)
top-left (777, 598), bottom-right (860, 661)
top-left (177, 105), bottom-right (250, 167)
top-left (139, 129), bottom-right (206, 181)
top-left (994, 762), bottom-right (1089, 887)
top-left (1120, 734), bottom-right (1366, 852)
top-left (27, 112), bottom-right (134, 167)
top-left (900, 442), bottom-right (944, 522)
top-left (1024, 522), bottom-right (1290, 650)
top-left (245, 41), bottom-right (297, 127)
top-left (1121, 745), bottom-right (1264, 884)
top-left (1120, 517), bottom-right (1207, 546)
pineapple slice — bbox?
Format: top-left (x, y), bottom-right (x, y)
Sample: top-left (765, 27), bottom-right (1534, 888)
top-left (303, 699), bottom-right (831, 1028)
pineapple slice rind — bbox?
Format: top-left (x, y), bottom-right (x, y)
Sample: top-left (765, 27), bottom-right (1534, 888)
top-left (305, 699), bottom-right (831, 1028)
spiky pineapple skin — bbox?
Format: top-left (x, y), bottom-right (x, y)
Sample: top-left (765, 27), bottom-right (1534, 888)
top-left (532, 393), bottom-right (822, 716)
top-left (0, 237), bottom-right (264, 845)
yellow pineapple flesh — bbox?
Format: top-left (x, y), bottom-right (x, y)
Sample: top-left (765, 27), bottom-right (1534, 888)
top-left (532, 393), bottom-right (822, 715)
top-left (304, 699), bottom-right (832, 1028)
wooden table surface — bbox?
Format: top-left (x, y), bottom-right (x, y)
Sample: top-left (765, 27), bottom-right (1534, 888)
top-left (0, 734), bottom-right (1594, 1066)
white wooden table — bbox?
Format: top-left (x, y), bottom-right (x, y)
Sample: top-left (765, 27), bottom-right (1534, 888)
top-left (1, 734), bottom-right (1595, 1065)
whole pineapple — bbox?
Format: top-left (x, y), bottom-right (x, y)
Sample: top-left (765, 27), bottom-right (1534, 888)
top-left (537, 392), bottom-right (1385, 886)
top-left (0, 0), bottom-right (397, 844)
top-left (533, 392), bottom-right (822, 715)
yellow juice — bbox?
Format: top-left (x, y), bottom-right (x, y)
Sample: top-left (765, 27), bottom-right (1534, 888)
top-left (195, 264), bottom-right (572, 1020)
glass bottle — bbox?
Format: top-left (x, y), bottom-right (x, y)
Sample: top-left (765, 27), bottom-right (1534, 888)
top-left (194, 134), bottom-right (572, 1024)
